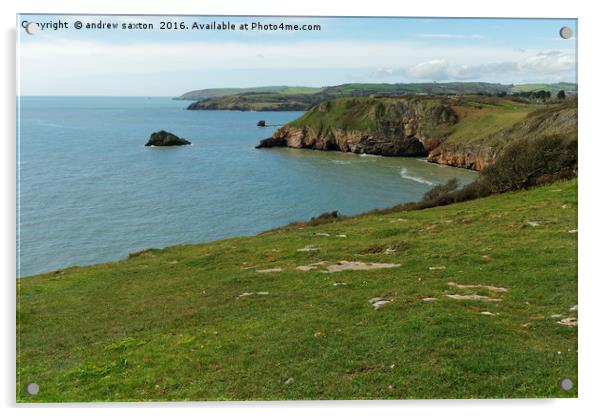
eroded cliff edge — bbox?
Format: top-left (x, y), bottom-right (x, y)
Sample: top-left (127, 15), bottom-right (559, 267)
top-left (256, 96), bottom-right (577, 171)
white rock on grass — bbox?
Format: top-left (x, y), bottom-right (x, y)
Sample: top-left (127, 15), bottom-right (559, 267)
top-left (296, 261), bottom-right (328, 272)
top-left (568, 229), bottom-right (578, 234)
top-left (429, 266), bottom-right (446, 271)
top-left (327, 261), bottom-right (400, 273)
top-left (297, 245), bottom-right (320, 252)
top-left (369, 297), bottom-right (391, 310)
top-left (422, 297), bottom-right (437, 302)
top-left (527, 221), bottom-right (541, 227)
top-left (557, 317), bottom-right (578, 327)
top-left (448, 281), bottom-right (508, 293)
top-left (570, 304), bottom-right (578, 311)
top-left (315, 233), bottom-right (330, 237)
top-left (237, 292), bottom-right (269, 299)
top-left (446, 294), bottom-right (502, 302)
top-left (256, 267), bottom-right (283, 273)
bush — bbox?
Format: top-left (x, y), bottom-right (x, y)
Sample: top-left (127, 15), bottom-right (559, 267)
top-left (306, 210), bottom-right (340, 225)
top-left (481, 135), bottom-right (577, 193)
top-left (422, 178), bottom-right (459, 202)
top-left (286, 210), bottom-right (342, 228)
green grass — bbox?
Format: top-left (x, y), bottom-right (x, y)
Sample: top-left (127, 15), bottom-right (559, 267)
top-left (445, 99), bottom-right (547, 144)
top-left (287, 96), bottom-right (450, 132)
top-left (284, 95), bottom-right (576, 157)
top-left (17, 180), bottom-right (578, 401)
top-left (510, 83), bottom-right (576, 94)
top-left (187, 92), bottom-right (320, 111)
top-left (177, 86), bottom-right (323, 100)
top-left (182, 82), bottom-right (577, 110)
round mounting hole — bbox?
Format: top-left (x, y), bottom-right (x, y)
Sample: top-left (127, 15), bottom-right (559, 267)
top-left (560, 378), bottom-right (573, 391)
top-left (26, 383), bottom-right (39, 395)
top-left (559, 26), bottom-right (573, 39)
top-left (25, 22), bottom-right (39, 35)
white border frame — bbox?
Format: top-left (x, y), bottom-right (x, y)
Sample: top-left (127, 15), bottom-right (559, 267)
top-left (2, 1), bottom-right (600, 415)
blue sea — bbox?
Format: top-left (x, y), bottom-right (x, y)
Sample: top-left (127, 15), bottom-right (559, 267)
top-left (17, 97), bottom-right (476, 277)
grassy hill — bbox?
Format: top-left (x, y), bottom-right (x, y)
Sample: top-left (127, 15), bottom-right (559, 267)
top-left (186, 91), bottom-right (320, 111)
top-left (183, 82), bottom-right (577, 111)
top-left (288, 95), bottom-right (575, 139)
top-left (262, 95), bottom-right (575, 171)
top-left (510, 83), bottom-right (577, 94)
top-left (322, 82), bottom-right (511, 97)
top-left (17, 179), bottom-right (577, 401)
top-left (176, 86), bottom-right (323, 101)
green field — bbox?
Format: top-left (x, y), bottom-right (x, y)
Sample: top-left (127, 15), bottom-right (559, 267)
top-left (17, 179), bottom-right (578, 401)
top-left (510, 83), bottom-right (576, 94)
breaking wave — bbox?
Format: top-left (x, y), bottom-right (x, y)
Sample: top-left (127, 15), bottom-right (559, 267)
top-left (400, 168), bottom-right (434, 186)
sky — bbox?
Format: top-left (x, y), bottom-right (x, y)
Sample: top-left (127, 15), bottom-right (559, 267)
top-left (17, 15), bottom-right (577, 96)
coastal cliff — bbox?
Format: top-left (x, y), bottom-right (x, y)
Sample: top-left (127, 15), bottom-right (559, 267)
top-left (186, 93), bottom-right (318, 111)
top-left (427, 101), bottom-right (577, 169)
top-left (257, 97), bottom-right (457, 157)
top-left (257, 96), bottom-right (577, 171)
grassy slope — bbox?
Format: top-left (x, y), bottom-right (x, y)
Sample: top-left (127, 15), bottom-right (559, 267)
top-left (17, 180), bottom-right (577, 401)
top-left (444, 98), bottom-right (548, 144)
top-left (287, 96), bottom-right (550, 140)
top-left (285, 96), bottom-right (579, 158)
top-left (177, 86), bottom-right (323, 100)
top-left (287, 97), bottom-right (391, 131)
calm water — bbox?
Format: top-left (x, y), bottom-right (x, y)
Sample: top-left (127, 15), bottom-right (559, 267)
top-left (17, 97), bottom-right (476, 277)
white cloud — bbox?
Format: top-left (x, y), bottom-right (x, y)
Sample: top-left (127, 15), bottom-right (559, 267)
top-left (405, 59), bottom-right (451, 79)
top-left (403, 51), bottom-right (575, 81)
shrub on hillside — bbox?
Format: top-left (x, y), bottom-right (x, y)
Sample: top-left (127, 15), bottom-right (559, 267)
top-left (422, 178), bottom-right (460, 202)
top-left (412, 179), bottom-right (491, 211)
top-left (481, 135), bottom-right (577, 193)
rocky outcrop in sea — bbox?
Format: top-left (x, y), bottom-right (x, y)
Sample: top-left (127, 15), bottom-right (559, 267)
top-left (145, 131), bottom-right (191, 147)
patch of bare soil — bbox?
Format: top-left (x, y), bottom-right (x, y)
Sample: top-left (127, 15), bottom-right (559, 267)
top-left (448, 281), bottom-right (508, 293)
top-left (446, 294), bottom-right (502, 302)
top-left (326, 261), bottom-right (400, 273)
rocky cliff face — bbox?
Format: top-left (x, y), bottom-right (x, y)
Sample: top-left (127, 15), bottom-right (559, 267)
top-left (256, 96), bottom-right (577, 171)
top-left (426, 145), bottom-right (496, 170)
top-left (427, 103), bottom-right (577, 170)
top-left (256, 97), bottom-right (457, 157)
top-left (257, 125), bottom-right (430, 156)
